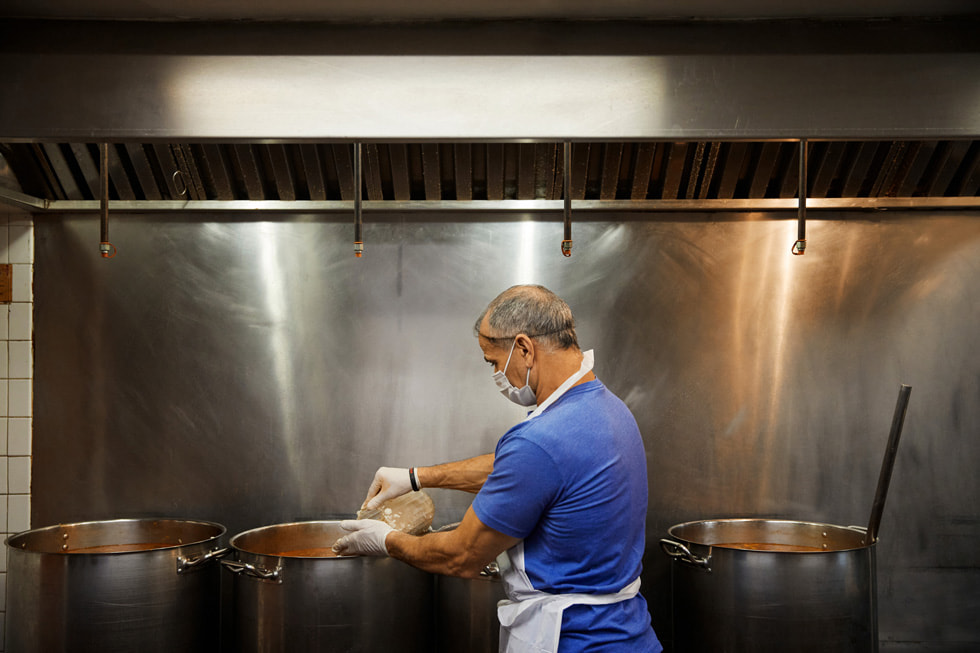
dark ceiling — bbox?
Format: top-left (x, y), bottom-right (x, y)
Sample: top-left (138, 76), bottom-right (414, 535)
top-left (2, 0), bottom-right (978, 22)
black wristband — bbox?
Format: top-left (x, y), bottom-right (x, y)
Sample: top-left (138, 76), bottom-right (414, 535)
top-left (409, 467), bottom-right (420, 492)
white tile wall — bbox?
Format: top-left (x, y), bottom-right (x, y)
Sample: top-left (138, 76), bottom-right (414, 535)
top-left (0, 211), bottom-right (34, 650)
top-left (7, 419), bottom-right (30, 457)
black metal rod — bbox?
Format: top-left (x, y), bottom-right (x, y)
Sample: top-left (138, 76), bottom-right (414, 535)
top-left (563, 142), bottom-right (571, 241)
top-left (100, 142), bottom-right (109, 244)
top-left (797, 138), bottom-right (807, 242)
top-left (866, 384), bottom-right (912, 544)
top-left (561, 142), bottom-right (573, 256)
top-left (354, 143), bottom-right (362, 244)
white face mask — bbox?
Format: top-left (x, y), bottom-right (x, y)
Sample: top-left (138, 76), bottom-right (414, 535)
top-left (492, 338), bottom-right (537, 406)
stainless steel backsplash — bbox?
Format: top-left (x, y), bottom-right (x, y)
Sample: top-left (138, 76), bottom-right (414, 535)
top-left (32, 212), bottom-right (980, 649)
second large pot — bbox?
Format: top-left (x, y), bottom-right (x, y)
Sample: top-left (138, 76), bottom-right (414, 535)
top-left (661, 519), bottom-right (877, 653)
top-left (224, 520), bottom-right (433, 652)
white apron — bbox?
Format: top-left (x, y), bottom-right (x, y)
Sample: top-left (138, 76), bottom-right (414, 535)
top-left (497, 542), bottom-right (642, 653)
top-left (495, 350), bottom-right (643, 653)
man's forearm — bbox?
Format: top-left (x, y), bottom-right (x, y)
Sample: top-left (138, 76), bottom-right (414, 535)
top-left (416, 453), bottom-right (494, 493)
top-left (385, 529), bottom-right (483, 578)
top-left (385, 505), bottom-right (518, 578)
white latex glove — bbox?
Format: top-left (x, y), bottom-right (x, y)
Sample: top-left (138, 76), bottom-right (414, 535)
top-left (332, 519), bottom-right (393, 557)
top-left (362, 466), bottom-right (413, 511)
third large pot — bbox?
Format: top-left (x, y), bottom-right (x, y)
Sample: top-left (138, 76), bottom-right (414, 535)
top-left (660, 519), bottom-right (877, 653)
top-left (224, 520), bottom-right (433, 652)
top-left (435, 572), bottom-right (505, 653)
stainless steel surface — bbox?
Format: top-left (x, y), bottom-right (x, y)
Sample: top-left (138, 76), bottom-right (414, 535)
top-left (663, 519), bottom-right (877, 652)
top-left (5, 518), bottom-right (225, 652)
top-left (31, 213), bottom-right (980, 650)
top-left (1, 20), bottom-right (979, 141)
top-left (225, 521), bottom-right (433, 652)
top-left (7, 196), bottom-right (980, 214)
top-left (435, 574), bottom-right (506, 653)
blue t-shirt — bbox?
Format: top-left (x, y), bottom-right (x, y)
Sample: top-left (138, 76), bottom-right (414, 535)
top-left (472, 379), bottom-right (662, 652)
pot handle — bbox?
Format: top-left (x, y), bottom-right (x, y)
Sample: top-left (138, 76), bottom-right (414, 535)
top-left (480, 559), bottom-right (501, 579)
top-left (659, 538), bottom-right (712, 571)
top-left (177, 547), bottom-right (229, 574)
top-left (221, 558), bottom-right (283, 583)
top-left (846, 525), bottom-right (871, 545)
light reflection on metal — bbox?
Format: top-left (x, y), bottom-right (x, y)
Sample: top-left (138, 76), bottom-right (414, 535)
top-left (258, 222), bottom-right (301, 491)
top-left (517, 220), bottom-right (537, 284)
top-left (725, 219), bottom-right (808, 504)
top-left (762, 223), bottom-right (801, 500)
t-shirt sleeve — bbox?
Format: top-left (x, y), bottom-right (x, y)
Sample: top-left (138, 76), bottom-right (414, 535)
top-left (472, 433), bottom-right (560, 540)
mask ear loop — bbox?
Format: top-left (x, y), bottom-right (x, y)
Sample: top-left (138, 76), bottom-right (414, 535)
top-left (501, 338), bottom-right (518, 376)
top-left (516, 337), bottom-right (533, 389)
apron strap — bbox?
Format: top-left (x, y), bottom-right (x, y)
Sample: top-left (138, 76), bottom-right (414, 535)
top-left (497, 577), bottom-right (642, 653)
top-left (523, 349), bottom-right (594, 422)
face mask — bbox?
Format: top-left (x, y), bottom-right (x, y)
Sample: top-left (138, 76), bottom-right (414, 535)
top-left (492, 338), bottom-right (537, 406)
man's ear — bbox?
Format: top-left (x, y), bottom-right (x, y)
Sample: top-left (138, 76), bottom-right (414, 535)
top-left (514, 334), bottom-right (534, 362)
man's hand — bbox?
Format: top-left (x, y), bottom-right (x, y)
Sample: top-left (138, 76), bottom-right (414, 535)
top-left (362, 467), bottom-right (413, 511)
top-left (332, 519), bottom-right (394, 557)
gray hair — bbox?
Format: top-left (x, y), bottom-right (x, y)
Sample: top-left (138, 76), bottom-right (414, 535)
top-left (474, 285), bottom-right (579, 350)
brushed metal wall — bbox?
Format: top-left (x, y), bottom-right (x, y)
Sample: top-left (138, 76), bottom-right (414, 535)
top-left (3, 20), bottom-right (980, 140)
top-left (33, 212), bottom-right (980, 650)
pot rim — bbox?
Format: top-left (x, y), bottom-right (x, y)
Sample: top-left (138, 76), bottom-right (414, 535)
top-left (229, 519), bottom-right (360, 559)
top-left (666, 517), bottom-right (872, 552)
top-left (4, 517), bottom-right (227, 554)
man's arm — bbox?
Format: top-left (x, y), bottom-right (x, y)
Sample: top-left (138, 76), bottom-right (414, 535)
top-left (385, 504), bottom-right (519, 578)
top-left (363, 454), bottom-right (495, 509)
top-left (417, 453), bottom-right (495, 493)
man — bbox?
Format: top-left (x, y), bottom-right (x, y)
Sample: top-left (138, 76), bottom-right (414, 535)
top-left (333, 284), bottom-right (661, 653)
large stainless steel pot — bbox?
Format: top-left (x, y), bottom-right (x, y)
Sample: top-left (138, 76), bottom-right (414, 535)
top-left (223, 520), bottom-right (433, 652)
top-left (661, 518), bottom-right (877, 653)
top-left (4, 517), bottom-right (227, 653)
top-left (435, 572), bottom-right (505, 653)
